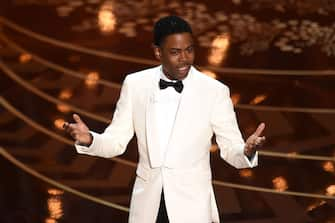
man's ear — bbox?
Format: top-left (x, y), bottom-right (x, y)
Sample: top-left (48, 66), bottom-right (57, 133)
top-left (152, 44), bottom-right (161, 60)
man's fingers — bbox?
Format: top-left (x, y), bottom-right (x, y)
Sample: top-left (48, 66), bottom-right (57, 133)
top-left (73, 114), bottom-right (84, 124)
top-left (63, 122), bottom-right (78, 133)
top-left (64, 115), bottom-right (89, 143)
top-left (255, 136), bottom-right (266, 145)
top-left (70, 132), bottom-right (77, 140)
top-left (63, 122), bottom-right (73, 132)
top-left (69, 128), bottom-right (81, 139)
top-left (254, 122), bottom-right (265, 137)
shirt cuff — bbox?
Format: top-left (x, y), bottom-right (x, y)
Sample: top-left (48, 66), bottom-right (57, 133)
top-left (74, 131), bottom-right (99, 154)
top-left (243, 151), bottom-right (258, 167)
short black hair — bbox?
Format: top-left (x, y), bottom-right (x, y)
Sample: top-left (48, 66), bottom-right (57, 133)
top-left (153, 15), bottom-right (193, 46)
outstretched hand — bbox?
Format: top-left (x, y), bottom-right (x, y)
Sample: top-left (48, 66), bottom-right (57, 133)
top-left (244, 123), bottom-right (266, 157)
top-left (63, 114), bottom-right (92, 146)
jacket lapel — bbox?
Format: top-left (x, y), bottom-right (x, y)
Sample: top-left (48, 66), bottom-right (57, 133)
top-left (145, 69), bottom-right (161, 168)
top-left (145, 66), bottom-right (199, 167)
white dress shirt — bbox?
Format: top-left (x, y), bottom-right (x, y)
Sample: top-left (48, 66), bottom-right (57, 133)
top-left (155, 69), bottom-right (189, 163)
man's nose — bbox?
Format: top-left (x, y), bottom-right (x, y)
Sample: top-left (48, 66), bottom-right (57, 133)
top-left (179, 51), bottom-right (187, 62)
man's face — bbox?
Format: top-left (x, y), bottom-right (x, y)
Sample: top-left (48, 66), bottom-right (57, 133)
top-left (154, 32), bottom-right (195, 80)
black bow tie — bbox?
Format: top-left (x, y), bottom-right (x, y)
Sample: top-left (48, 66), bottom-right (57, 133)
top-left (159, 79), bottom-right (184, 93)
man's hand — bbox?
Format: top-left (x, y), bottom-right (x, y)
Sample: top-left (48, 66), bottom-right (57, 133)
top-left (244, 123), bottom-right (266, 157)
top-left (63, 114), bottom-right (92, 146)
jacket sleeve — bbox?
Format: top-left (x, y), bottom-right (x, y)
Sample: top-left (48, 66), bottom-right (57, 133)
top-left (75, 75), bottom-right (134, 158)
top-left (210, 84), bottom-right (257, 169)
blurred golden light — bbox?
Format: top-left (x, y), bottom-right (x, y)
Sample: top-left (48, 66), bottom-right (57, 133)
top-left (54, 118), bottom-right (65, 130)
top-left (85, 71), bottom-right (100, 88)
top-left (57, 89), bottom-right (72, 113)
top-left (98, 3), bottom-right (116, 33)
top-left (231, 93), bottom-right (241, 105)
top-left (47, 197), bottom-right (63, 219)
top-left (208, 34), bottom-right (230, 66)
top-left (48, 188), bottom-right (64, 196)
top-left (19, 53), bottom-right (32, 64)
top-left (239, 169), bottom-right (253, 178)
top-left (250, 94), bottom-right (267, 105)
top-left (323, 161), bottom-right (335, 173)
top-left (287, 152), bottom-right (298, 159)
top-left (326, 185), bottom-right (335, 196)
top-left (306, 200), bottom-right (326, 212)
top-left (272, 176), bottom-right (288, 191)
top-left (45, 188), bottom-right (64, 222)
top-left (212, 34), bottom-right (230, 49)
top-left (210, 144), bottom-right (218, 152)
top-left (201, 69), bottom-right (217, 79)
top-left (57, 104), bottom-right (71, 113)
top-left (45, 218), bottom-right (57, 223)
top-left (58, 89), bottom-right (73, 100)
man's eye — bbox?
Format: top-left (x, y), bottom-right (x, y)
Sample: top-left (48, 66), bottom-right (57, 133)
top-left (187, 47), bottom-right (193, 53)
top-left (170, 51), bottom-right (179, 55)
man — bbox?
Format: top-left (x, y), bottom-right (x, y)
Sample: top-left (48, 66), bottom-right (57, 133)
top-left (64, 15), bottom-right (265, 223)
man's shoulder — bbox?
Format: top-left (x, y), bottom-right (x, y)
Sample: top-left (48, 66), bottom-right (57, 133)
top-left (125, 65), bottom-right (160, 82)
top-left (192, 66), bottom-right (229, 91)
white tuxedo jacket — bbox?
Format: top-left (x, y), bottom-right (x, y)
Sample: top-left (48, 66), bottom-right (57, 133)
top-left (76, 65), bottom-right (257, 223)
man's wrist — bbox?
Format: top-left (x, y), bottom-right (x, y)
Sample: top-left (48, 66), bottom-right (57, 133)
top-left (244, 145), bottom-right (254, 158)
top-left (87, 132), bottom-right (93, 146)
top-left (78, 132), bottom-right (93, 147)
